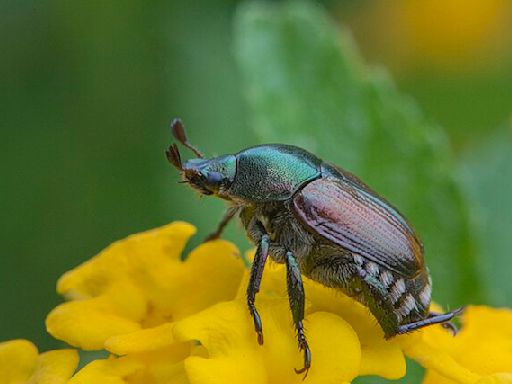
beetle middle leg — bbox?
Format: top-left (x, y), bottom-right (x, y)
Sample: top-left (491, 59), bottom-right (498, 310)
top-left (247, 232), bottom-right (270, 345)
top-left (203, 206), bottom-right (238, 243)
top-left (286, 251), bottom-right (311, 377)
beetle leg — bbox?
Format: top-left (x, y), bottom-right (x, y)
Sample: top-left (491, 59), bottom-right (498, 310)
top-left (397, 307), bottom-right (464, 335)
top-left (203, 206), bottom-right (238, 243)
top-left (286, 251), bottom-right (311, 378)
top-left (247, 232), bottom-right (270, 345)
top-left (427, 310), bottom-right (461, 335)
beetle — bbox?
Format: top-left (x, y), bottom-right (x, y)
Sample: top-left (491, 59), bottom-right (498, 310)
top-left (166, 118), bottom-right (462, 375)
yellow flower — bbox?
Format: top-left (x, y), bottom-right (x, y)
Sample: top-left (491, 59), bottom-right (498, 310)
top-left (48, 222), bottom-right (512, 383)
top-left (400, 306), bottom-right (512, 384)
top-left (46, 222), bottom-right (244, 350)
top-left (2, 221), bottom-right (511, 383)
top-left (45, 222), bottom-right (406, 382)
top-left (0, 339), bottom-right (78, 384)
top-left (353, 0), bottom-right (512, 72)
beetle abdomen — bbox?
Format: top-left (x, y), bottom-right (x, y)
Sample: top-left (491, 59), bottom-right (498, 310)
top-left (347, 255), bottom-right (432, 336)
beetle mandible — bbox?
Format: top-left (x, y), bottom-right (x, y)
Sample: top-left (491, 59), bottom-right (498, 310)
top-left (166, 119), bottom-right (462, 376)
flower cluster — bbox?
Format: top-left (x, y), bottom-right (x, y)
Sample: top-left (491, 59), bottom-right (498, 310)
top-left (1, 222), bottom-right (511, 383)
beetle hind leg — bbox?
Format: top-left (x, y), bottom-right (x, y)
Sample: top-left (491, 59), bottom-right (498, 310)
top-left (286, 251), bottom-right (311, 378)
top-left (397, 307), bottom-right (464, 335)
top-left (428, 310), bottom-right (462, 335)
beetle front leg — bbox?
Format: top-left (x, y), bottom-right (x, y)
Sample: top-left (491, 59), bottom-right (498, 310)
top-left (203, 206), bottom-right (238, 243)
top-left (247, 232), bottom-right (270, 345)
top-left (286, 251), bottom-right (311, 377)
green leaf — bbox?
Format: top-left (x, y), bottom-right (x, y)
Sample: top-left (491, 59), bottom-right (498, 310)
top-left (457, 128), bottom-right (512, 307)
top-left (234, 1), bottom-right (481, 306)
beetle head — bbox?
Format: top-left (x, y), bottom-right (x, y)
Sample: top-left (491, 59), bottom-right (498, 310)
top-left (166, 119), bottom-right (236, 198)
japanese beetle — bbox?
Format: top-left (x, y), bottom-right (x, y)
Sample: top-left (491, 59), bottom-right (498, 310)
top-left (166, 119), bottom-right (462, 375)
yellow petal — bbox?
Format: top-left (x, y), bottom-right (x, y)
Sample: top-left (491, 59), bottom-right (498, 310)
top-left (174, 299), bottom-right (267, 384)
top-left (405, 306), bottom-right (512, 383)
top-left (47, 280), bottom-right (145, 349)
top-left (174, 297), bottom-right (362, 384)
top-left (132, 344), bottom-right (192, 366)
top-left (149, 360), bottom-right (190, 384)
top-left (57, 222), bottom-right (196, 299)
top-left (147, 239), bottom-right (244, 320)
top-left (477, 373), bottom-right (512, 384)
top-left (127, 361), bottom-right (190, 384)
top-left (301, 311), bottom-right (361, 383)
top-left (69, 348), bottom-right (191, 384)
top-left (68, 356), bottom-right (143, 384)
top-left (304, 278), bottom-right (406, 379)
top-left (27, 349), bottom-right (79, 384)
top-left (358, 339), bottom-right (405, 379)
top-left (399, 331), bottom-right (480, 384)
top-left (55, 221), bottom-right (243, 327)
top-left (424, 372), bottom-right (512, 384)
top-left (127, 347), bottom-right (192, 384)
top-left (105, 323), bottom-right (175, 355)
top-left (258, 299), bottom-right (311, 384)
top-left (449, 306), bottom-right (512, 375)
top-left (423, 368), bottom-right (467, 384)
top-left (0, 339), bottom-right (38, 383)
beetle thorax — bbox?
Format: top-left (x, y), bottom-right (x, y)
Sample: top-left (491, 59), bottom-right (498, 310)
top-left (227, 145), bottom-right (322, 203)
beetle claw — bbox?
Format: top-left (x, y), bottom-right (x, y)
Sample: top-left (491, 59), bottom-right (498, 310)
top-left (257, 332), bottom-right (264, 345)
top-left (294, 340), bottom-right (311, 379)
top-left (294, 366), bottom-right (309, 380)
top-left (428, 307), bottom-right (463, 336)
top-left (441, 321), bottom-right (459, 336)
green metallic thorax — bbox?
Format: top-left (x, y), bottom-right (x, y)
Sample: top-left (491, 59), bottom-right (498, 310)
top-left (228, 145), bottom-right (322, 202)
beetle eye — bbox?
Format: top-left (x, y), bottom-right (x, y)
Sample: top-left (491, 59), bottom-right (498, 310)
top-left (206, 171), bottom-right (223, 184)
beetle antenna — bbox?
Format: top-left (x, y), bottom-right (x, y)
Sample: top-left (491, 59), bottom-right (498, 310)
top-left (171, 118), bottom-right (204, 158)
top-left (165, 143), bottom-right (183, 170)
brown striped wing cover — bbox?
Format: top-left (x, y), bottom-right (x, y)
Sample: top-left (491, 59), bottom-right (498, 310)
top-left (293, 178), bottom-right (424, 277)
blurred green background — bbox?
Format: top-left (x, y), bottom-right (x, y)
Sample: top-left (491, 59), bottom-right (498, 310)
top-left (1, 1), bottom-right (511, 381)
